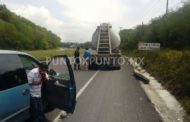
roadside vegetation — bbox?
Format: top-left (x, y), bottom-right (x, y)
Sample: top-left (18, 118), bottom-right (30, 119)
top-left (123, 50), bottom-right (190, 115)
top-left (120, 1), bottom-right (190, 116)
top-left (0, 5), bottom-right (61, 50)
top-left (23, 48), bottom-right (72, 60)
top-left (23, 48), bottom-right (84, 61)
top-left (120, 2), bottom-right (190, 50)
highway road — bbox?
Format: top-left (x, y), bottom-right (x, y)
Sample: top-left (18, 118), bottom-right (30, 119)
top-left (47, 62), bottom-right (162, 122)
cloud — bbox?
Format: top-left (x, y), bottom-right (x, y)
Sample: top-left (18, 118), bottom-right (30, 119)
top-left (57, 0), bottom-right (128, 23)
top-left (13, 5), bottom-right (63, 35)
top-left (5, 0), bottom-right (182, 42)
top-left (55, 0), bottom-right (129, 41)
top-left (13, 5), bottom-right (93, 42)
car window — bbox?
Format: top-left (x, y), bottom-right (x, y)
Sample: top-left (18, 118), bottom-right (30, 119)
top-left (48, 57), bottom-right (70, 80)
top-left (19, 55), bottom-right (39, 73)
top-left (0, 54), bottom-right (28, 91)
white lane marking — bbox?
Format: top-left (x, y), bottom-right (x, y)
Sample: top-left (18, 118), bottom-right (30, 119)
top-left (76, 71), bottom-right (100, 100)
top-left (53, 71), bottom-right (100, 122)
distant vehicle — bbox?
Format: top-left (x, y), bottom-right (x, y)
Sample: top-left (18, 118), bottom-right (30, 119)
top-left (0, 50), bottom-right (76, 122)
top-left (89, 23), bottom-right (121, 70)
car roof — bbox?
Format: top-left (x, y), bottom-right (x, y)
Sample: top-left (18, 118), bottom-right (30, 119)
top-left (0, 50), bottom-right (30, 56)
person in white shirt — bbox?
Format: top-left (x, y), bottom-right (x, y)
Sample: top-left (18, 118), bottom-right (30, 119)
top-left (27, 63), bottom-right (49, 122)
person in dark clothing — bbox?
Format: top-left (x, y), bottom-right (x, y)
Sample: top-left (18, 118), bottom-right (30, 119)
top-left (74, 47), bottom-right (80, 70)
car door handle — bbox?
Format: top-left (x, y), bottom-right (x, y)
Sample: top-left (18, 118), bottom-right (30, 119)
top-left (22, 89), bottom-right (30, 96)
top-left (54, 81), bottom-right (67, 88)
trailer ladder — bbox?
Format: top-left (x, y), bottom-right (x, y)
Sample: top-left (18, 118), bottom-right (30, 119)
top-left (97, 24), bottom-right (112, 55)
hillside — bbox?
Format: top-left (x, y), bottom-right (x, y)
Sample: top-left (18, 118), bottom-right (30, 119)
top-left (0, 5), bottom-right (61, 50)
top-left (120, 2), bottom-right (190, 117)
top-left (120, 2), bottom-right (190, 50)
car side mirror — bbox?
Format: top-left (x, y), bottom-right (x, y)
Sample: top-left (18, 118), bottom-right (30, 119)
top-left (48, 69), bottom-right (57, 76)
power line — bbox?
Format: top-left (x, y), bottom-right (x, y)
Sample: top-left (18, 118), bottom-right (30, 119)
top-left (169, 0), bottom-right (183, 11)
top-left (141, 0), bottom-right (164, 22)
top-left (142, 0), bottom-right (161, 18)
top-left (135, 0), bottom-right (181, 27)
top-left (148, 0), bottom-right (182, 18)
top-left (144, 6), bottom-right (165, 24)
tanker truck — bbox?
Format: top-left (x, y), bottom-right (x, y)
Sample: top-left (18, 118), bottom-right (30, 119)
top-left (89, 23), bottom-right (121, 70)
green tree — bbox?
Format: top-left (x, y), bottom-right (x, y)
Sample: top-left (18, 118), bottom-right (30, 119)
top-left (0, 4), bottom-right (61, 50)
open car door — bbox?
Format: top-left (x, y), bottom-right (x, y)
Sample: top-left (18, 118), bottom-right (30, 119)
top-left (45, 55), bottom-right (76, 114)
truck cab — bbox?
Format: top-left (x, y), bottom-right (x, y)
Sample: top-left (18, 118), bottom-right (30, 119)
top-left (0, 50), bottom-right (76, 122)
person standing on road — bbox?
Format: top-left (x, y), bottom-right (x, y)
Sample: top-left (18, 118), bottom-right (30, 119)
top-left (27, 63), bottom-right (49, 122)
top-left (83, 47), bottom-right (91, 70)
top-left (74, 47), bottom-right (81, 70)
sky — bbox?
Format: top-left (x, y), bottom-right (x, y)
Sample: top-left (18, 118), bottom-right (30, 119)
top-left (1, 0), bottom-right (183, 42)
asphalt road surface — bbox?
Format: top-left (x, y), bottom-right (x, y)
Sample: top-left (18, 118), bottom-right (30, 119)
top-left (47, 63), bottom-right (162, 122)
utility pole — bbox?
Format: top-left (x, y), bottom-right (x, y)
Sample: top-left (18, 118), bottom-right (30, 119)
top-left (119, 27), bottom-right (123, 34)
top-left (141, 22), bottom-right (144, 33)
top-left (166, 0), bottom-right (169, 15)
top-left (119, 27), bottom-right (123, 31)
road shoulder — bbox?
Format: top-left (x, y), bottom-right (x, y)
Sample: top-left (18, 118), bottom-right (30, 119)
top-left (128, 57), bottom-right (185, 122)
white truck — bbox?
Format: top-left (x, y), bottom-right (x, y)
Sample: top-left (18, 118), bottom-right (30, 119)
top-left (89, 23), bottom-right (121, 70)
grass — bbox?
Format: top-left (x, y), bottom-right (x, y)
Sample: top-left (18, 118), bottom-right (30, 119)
top-left (123, 49), bottom-right (190, 118)
top-left (22, 48), bottom-right (84, 61)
